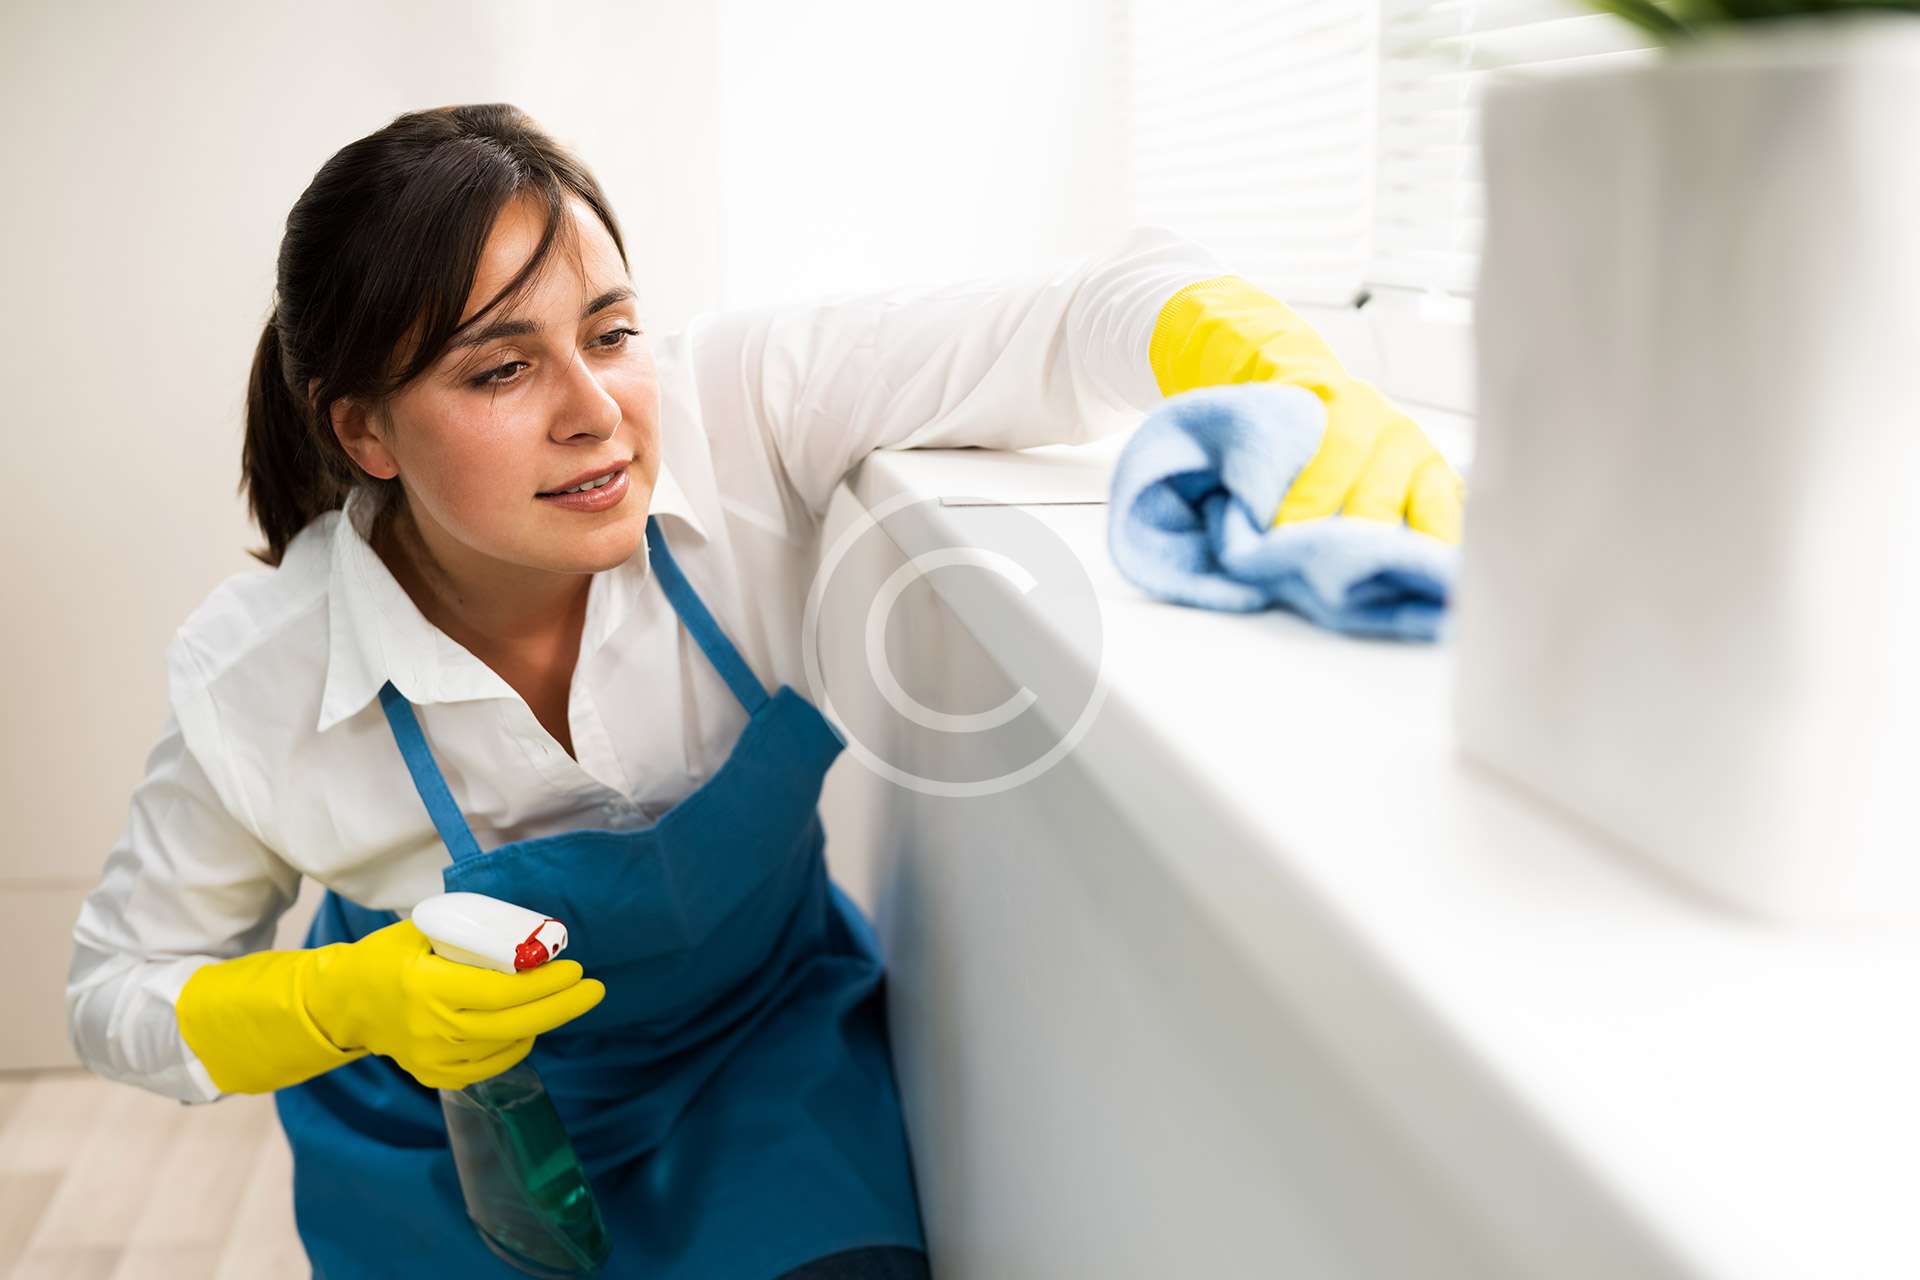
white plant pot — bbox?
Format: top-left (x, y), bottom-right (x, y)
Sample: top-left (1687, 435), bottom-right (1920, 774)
top-left (1454, 15), bottom-right (1920, 926)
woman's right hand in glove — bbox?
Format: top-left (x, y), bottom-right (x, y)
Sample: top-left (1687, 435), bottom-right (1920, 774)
top-left (305, 918), bottom-right (606, 1088)
top-left (176, 918), bottom-right (606, 1095)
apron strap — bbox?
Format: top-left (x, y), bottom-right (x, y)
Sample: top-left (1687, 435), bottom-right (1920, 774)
top-left (646, 515), bottom-right (770, 715)
top-left (377, 680), bottom-right (485, 863)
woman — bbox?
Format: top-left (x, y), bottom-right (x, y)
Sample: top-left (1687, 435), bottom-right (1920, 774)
top-left (65, 104), bottom-right (1460, 1279)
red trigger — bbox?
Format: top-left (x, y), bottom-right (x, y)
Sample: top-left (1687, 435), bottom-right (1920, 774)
top-left (513, 919), bottom-right (561, 971)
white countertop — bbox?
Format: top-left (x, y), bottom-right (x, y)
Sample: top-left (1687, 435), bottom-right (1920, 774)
top-left (845, 428), bottom-right (1920, 1280)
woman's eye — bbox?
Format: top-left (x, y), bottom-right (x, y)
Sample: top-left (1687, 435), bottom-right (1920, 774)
top-left (470, 360), bottom-right (527, 388)
top-left (468, 328), bottom-right (642, 389)
top-left (595, 326), bottom-right (643, 351)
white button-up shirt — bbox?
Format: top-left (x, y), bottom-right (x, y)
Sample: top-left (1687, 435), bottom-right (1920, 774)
top-left (67, 225), bottom-right (1227, 1104)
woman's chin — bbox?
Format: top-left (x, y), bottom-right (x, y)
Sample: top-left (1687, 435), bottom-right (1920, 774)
top-left (537, 495), bottom-right (652, 573)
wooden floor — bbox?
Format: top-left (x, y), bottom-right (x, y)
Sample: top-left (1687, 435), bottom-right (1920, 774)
top-left (0, 1068), bottom-right (308, 1278)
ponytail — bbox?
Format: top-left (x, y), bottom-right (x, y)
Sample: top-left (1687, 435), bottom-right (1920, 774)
top-left (240, 311), bottom-right (352, 568)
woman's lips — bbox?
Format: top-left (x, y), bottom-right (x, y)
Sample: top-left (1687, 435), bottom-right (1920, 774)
top-left (535, 465), bottom-right (631, 512)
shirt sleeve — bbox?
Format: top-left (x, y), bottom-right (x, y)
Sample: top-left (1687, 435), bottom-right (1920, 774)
top-left (67, 635), bottom-right (302, 1106)
top-left (688, 223), bottom-right (1228, 519)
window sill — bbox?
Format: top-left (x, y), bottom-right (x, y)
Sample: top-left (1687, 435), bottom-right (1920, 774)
top-left (827, 436), bottom-right (1920, 1279)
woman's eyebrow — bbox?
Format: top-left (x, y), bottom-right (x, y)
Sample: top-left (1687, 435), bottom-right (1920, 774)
top-left (447, 284), bottom-right (637, 351)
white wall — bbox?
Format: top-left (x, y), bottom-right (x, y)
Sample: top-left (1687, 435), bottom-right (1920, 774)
top-left (0, 0), bottom-right (1127, 1067)
top-left (715, 0), bottom-right (1129, 307)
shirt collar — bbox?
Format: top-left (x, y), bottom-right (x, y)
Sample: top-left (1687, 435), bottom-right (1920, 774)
top-left (317, 456), bottom-right (709, 735)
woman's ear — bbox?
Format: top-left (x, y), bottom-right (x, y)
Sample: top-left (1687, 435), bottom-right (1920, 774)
top-left (321, 386), bottom-right (400, 482)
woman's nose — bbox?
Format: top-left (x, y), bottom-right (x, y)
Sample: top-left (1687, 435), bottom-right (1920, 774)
top-left (554, 348), bottom-right (622, 438)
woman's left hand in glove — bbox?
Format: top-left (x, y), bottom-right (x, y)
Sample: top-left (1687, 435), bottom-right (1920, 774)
top-left (1148, 274), bottom-right (1465, 545)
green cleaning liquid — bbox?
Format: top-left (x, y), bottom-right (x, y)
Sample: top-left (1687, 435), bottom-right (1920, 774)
top-left (440, 1059), bottom-right (611, 1277)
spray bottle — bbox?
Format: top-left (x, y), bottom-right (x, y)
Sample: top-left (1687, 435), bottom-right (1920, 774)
top-left (412, 891), bottom-right (612, 1277)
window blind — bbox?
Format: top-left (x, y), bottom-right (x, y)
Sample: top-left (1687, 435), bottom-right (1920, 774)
top-left (1123, 0), bottom-right (1660, 304)
top-left (1127, 0), bottom-right (1380, 307)
top-left (1373, 0), bottom-right (1660, 296)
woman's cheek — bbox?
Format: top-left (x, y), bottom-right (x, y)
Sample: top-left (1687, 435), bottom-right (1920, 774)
top-left (428, 426), bottom-right (525, 520)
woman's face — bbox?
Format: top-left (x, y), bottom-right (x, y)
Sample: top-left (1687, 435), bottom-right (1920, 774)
top-left (340, 191), bottom-right (660, 606)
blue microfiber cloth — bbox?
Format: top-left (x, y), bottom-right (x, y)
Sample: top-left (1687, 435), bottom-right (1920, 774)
top-left (1107, 382), bottom-right (1459, 641)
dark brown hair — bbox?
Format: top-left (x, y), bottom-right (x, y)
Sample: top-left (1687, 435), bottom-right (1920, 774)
top-left (241, 103), bottom-right (629, 567)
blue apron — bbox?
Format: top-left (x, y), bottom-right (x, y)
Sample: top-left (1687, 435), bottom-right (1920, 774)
top-left (274, 514), bottom-right (929, 1279)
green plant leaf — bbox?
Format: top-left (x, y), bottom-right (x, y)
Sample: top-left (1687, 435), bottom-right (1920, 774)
top-left (1591, 0), bottom-right (1920, 32)
top-left (1587, 0), bottom-right (1693, 37)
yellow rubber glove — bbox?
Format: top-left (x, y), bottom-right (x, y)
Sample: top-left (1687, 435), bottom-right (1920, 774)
top-left (1148, 275), bottom-right (1465, 545)
top-left (175, 918), bottom-right (606, 1094)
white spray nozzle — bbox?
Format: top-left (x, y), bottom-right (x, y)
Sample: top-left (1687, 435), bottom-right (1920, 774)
top-left (411, 891), bottom-right (569, 974)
